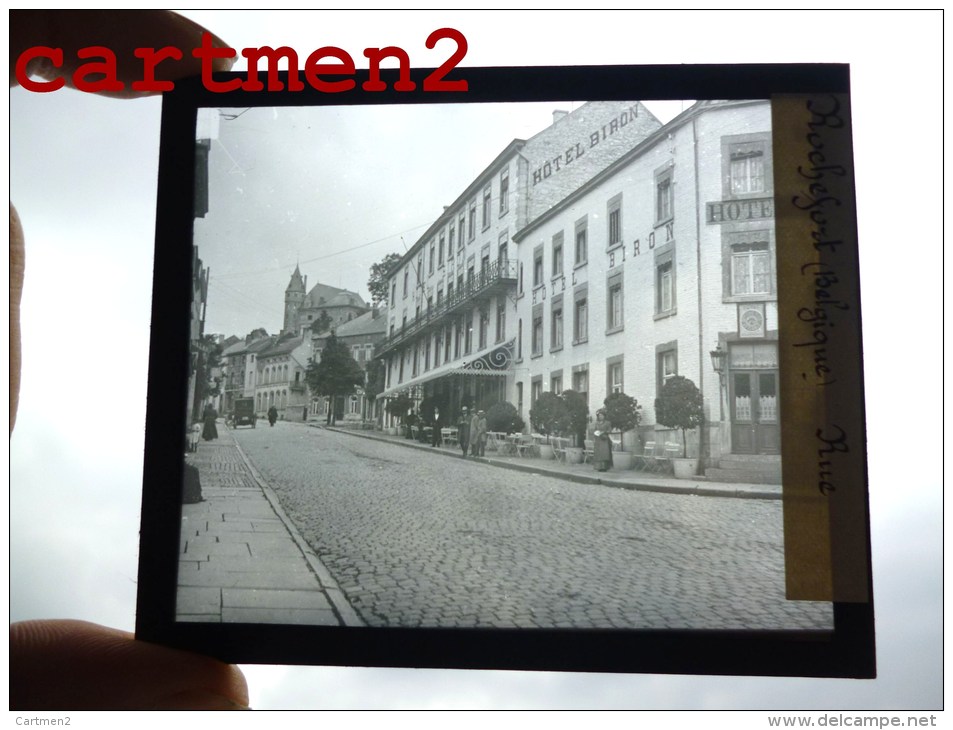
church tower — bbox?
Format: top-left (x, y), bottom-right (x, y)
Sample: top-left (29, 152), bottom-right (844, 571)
top-left (283, 265), bottom-right (307, 335)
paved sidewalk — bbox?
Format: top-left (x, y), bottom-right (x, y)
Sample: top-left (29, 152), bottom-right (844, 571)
top-left (316, 423), bottom-right (781, 500)
top-left (176, 426), bottom-right (363, 626)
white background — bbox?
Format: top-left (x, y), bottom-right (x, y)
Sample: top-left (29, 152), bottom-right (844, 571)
top-left (7, 8), bottom-right (944, 718)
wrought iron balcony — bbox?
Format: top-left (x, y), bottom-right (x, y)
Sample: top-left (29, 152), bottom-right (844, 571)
top-left (376, 259), bottom-right (517, 357)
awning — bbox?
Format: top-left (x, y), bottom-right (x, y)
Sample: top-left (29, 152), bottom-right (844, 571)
top-left (379, 339), bottom-right (515, 399)
top-left (458, 339), bottom-right (515, 374)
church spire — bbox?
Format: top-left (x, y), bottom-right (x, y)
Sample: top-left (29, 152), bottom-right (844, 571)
top-left (286, 263), bottom-right (306, 293)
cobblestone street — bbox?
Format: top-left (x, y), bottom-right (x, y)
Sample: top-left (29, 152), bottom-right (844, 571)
top-left (231, 422), bottom-right (832, 631)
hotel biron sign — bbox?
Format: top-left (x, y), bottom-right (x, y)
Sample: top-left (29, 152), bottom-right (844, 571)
top-left (706, 197), bottom-right (774, 224)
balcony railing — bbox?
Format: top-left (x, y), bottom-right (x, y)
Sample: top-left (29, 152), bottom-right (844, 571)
top-left (377, 258), bottom-right (517, 356)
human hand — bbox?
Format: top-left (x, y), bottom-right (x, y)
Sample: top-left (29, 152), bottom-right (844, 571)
top-left (10, 620), bottom-right (249, 710)
top-left (10, 10), bottom-right (247, 710)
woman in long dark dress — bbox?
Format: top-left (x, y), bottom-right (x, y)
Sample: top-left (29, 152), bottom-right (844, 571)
top-left (588, 410), bottom-right (613, 472)
top-left (201, 403), bottom-right (218, 441)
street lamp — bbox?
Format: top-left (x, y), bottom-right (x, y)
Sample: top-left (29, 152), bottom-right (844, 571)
top-left (709, 344), bottom-right (727, 383)
top-left (710, 344), bottom-right (727, 421)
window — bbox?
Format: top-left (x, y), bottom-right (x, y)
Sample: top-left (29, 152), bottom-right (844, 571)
top-left (531, 378), bottom-right (543, 407)
top-left (551, 373), bottom-right (563, 395)
top-left (552, 232), bottom-right (564, 277)
top-left (516, 381), bottom-right (523, 416)
top-left (454, 319), bottom-right (462, 358)
top-left (607, 194), bottom-right (622, 249)
top-left (449, 222), bottom-right (456, 253)
top-left (607, 274), bottom-right (624, 332)
top-left (551, 298), bottom-right (564, 351)
top-left (429, 242), bottom-right (435, 274)
top-left (656, 168), bottom-right (673, 224)
top-left (468, 199), bottom-right (476, 241)
top-left (479, 309), bottom-right (489, 350)
top-left (657, 346), bottom-right (677, 396)
top-left (447, 281), bottom-right (454, 301)
top-left (496, 302), bottom-right (506, 343)
top-left (464, 311), bottom-right (473, 354)
top-left (433, 333), bottom-right (440, 368)
top-left (458, 214), bottom-right (466, 250)
top-left (498, 239), bottom-right (508, 270)
top-left (533, 245), bottom-right (544, 288)
top-left (424, 339), bottom-right (431, 371)
top-left (723, 134), bottom-right (772, 198)
top-left (651, 244), bottom-right (677, 318)
top-left (607, 357), bottom-right (624, 395)
top-left (573, 290), bottom-right (588, 344)
top-left (572, 367), bottom-right (588, 404)
top-left (517, 318), bottom-right (523, 360)
top-left (444, 325), bottom-right (452, 361)
top-left (657, 261), bottom-right (673, 314)
top-left (730, 144), bottom-right (765, 195)
top-left (499, 168), bottom-right (509, 215)
top-left (482, 183), bottom-right (492, 230)
top-left (574, 216), bottom-right (588, 266)
top-left (731, 241), bottom-right (772, 295)
top-left (403, 270), bottom-right (409, 296)
top-left (390, 281), bottom-right (396, 305)
top-left (438, 233), bottom-right (445, 266)
top-left (531, 307), bottom-right (544, 357)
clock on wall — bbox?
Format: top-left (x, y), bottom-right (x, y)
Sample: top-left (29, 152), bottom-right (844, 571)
top-left (738, 303), bottom-right (766, 338)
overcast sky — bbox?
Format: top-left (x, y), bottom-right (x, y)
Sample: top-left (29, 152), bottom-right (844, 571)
top-left (7, 9), bottom-right (943, 718)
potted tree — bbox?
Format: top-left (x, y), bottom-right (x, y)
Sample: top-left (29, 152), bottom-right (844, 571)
top-left (603, 391), bottom-right (642, 470)
top-left (655, 375), bottom-right (705, 478)
top-left (384, 394), bottom-right (413, 437)
top-left (485, 401), bottom-right (525, 435)
top-left (528, 392), bottom-right (566, 460)
top-left (560, 389), bottom-right (590, 464)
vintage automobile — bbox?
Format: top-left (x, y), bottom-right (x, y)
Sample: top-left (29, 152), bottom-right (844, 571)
top-left (231, 397), bottom-right (257, 428)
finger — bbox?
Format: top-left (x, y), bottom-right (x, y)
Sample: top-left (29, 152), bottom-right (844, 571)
top-left (10, 620), bottom-right (250, 710)
top-left (10, 10), bottom-right (235, 96)
top-left (10, 203), bottom-right (24, 434)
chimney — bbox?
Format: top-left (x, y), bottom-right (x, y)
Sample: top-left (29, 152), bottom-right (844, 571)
top-left (372, 307), bottom-right (380, 319)
top-left (552, 109), bottom-right (569, 125)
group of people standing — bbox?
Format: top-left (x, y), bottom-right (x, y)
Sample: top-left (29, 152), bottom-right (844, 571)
top-left (426, 403), bottom-right (616, 473)
top-left (455, 406), bottom-right (487, 458)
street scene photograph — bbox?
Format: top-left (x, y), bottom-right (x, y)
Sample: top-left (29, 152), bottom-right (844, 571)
top-left (175, 99), bottom-right (833, 632)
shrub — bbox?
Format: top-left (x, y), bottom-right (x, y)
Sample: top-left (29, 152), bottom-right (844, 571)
top-left (485, 401), bottom-right (525, 434)
top-left (603, 392), bottom-right (642, 442)
top-left (655, 376), bottom-right (704, 457)
top-left (560, 389), bottom-right (590, 446)
top-left (529, 392), bottom-right (567, 439)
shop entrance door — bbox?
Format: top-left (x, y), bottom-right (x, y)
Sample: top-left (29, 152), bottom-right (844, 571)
top-left (730, 370), bottom-right (780, 455)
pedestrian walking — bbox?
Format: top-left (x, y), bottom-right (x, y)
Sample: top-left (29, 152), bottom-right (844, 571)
top-left (588, 409), bottom-right (614, 472)
top-left (470, 409), bottom-right (487, 457)
top-left (201, 402), bottom-right (218, 441)
top-left (267, 405), bottom-right (278, 427)
top-left (457, 406), bottom-right (471, 457)
top-left (430, 408), bottom-right (443, 447)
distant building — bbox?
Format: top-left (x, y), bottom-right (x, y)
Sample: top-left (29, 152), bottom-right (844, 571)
top-left (221, 329), bottom-right (271, 415)
top-left (255, 331), bottom-right (312, 421)
top-left (282, 265), bottom-right (369, 335)
top-left (309, 307), bottom-right (387, 422)
top-left (187, 246), bottom-right (210, 424)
